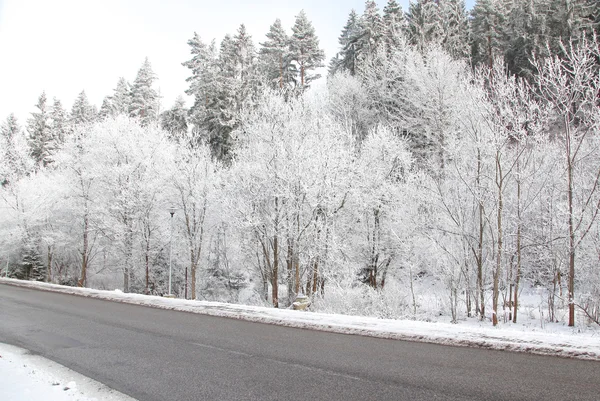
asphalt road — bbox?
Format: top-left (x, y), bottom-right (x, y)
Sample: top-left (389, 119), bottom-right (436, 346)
top-left (1, 283), bottom-right (599, 401)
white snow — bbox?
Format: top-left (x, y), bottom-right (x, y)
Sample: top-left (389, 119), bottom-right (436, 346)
top-left (1, 277), bottom-right (599, 361)
top-left (0, 343), bottom-right (136, 401)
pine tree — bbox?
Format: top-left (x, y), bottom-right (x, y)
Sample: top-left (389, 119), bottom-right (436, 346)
top-left (99, 78), bottom-right (132, 119)
top-left (438, 0), bottom-right (470, 59)
top-left (49, 98), bottom-right (67, 144)
top-left (504, 0), bottom-right (547, 78)
top-left (471, 0), bottom-right (509, 68)
top-left (1, 113), bottom-right (22, 186)
top-left (112, 77), bottom-right (132, 116)
top-left (27, 92), bottom-right (52, 167)
top-left (204, 34), bottom-right (241, 161)
top-left (259, 19), bottom-right (293, 89)
top-left (1, 113), bottom-right (19, 142)
top-left (356, 0), bottom-right (385, 62)
top-left (161, 96), bottom-right (188, 139)
top-left (332, 9), bottom-right (362, 75)
top-left (98, 97), bottom-right (112, 120)
top-left (232, 24), bottom-right (257, 102)
top-left (70, 90), bottom-right (97, 127)
top-left (289, 10), bottom-right (325, 89)
top-left (382, 0), bottom-right (406, 55)
top-left (17, 236), bottom-right (45, 281)
top-left (129, 58), bottom-right (159, 126)
top-left (182, 33), bottom-right (215, 107)
top-left (406, 0), bottom-right (442, 52)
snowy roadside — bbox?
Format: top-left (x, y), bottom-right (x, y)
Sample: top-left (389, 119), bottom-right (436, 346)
top-left (0, 343), bottom-right (136, 401)
top-left (2, 277), bottom-right (599, 361)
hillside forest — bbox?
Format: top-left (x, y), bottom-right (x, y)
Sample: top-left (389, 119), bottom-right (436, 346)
top-left (1, 0), bottom-right (600, 327)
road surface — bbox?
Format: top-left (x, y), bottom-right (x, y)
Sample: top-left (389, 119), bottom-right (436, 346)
top-left (1, 283), bottom-right (599, 400)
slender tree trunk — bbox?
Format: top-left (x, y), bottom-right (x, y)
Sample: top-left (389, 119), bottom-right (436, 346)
top-left (46, 245), bottom-right (52, 283)
top-left (287, 238), bottom-right (294, 304)
top-left (272, 234), bottom-right (279, 307)
top-left (123, 223), bottom-right (133, 293)
top-left (513, 165), bottom-right (522, 323)
top-left (145, 228), bottom-right (150, 295)
top-left (476, 149), bottom-right (485, 320)
top-left (78, 209), bottom-right (89, 287)
top-left (190, 249), bottom-right (196, 299)
top-left (566, 118), bottom-right (576, 327)
top-left (493, 153), bottom-right (503, 326)
top-left (279, 53), bottom-right (284, 89)
top-left (272, 197), bottom-right (280, 308)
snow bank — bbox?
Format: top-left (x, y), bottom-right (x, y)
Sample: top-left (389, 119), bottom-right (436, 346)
top-left (1, 277), bottom-right (598, 361)
top-left (0, 343), bottom-right (136, 401)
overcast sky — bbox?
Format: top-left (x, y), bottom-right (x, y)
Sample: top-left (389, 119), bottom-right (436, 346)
top-left (0, 0), bottom-right (475, 125)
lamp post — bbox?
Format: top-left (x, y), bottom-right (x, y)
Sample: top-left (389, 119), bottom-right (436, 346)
top-left (168, 206), bottom-right (177, 296)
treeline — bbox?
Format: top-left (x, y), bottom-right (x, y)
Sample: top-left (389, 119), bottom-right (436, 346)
top-left (1, 1), bottom-right (600, 327)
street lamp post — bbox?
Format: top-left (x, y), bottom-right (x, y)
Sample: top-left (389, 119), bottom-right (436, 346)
top-left (168, 206), bottom-right (177, 296)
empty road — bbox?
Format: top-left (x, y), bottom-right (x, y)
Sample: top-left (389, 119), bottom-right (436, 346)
top-left (1, 283), bottom-right (599, 400)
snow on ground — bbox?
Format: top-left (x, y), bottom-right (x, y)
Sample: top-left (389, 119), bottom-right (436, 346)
top-left (1, 277), bottom-right (599, 361)
top-left (0, 343), bottom-right (136, 401)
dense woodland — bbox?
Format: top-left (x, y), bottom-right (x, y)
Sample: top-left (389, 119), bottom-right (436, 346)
top-left (2, 0), bottom-right (600, 327)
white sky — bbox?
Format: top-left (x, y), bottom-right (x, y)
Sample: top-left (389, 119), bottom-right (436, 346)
top-left (0, 0), bottom-right (475, 126)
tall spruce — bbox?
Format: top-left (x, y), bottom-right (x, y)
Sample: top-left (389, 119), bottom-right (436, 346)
top-left (330, 10), bottom-right (361, 75)
top-left (70, 90), bottom-right (97, 127)
top-left (382, 0), bottom-right (406, 55)
top-left (49, 98), bottom-right (67, 145)
top-left (101, 77), bottom-right (132, 119)
top-left (356, 0), bottom-right (385, 62)
top-left (289, 10), bottom-right (325, 89)
top-left (182, 33), bottom-right (219, 136)
top-left (27, 92), bottom-right (53, 167)
top-left (504, 0), bottom-right (546, 78)
top-left (112, 77), bottom-right (132, 116)
top-left (406, 0), bottom-right (442, 52)
top-left (129, 58), bottom-right (159, 126)
top-left (259, 19), bottom-right (293, 89)
top-left (161, 96), bottom-right (188, 139)
top-left (471, 0), bottom-right (509, 68)
top-left (1, 114), bottom-right (23, 186)
top-left (438, 0), bottom-right (470, 59)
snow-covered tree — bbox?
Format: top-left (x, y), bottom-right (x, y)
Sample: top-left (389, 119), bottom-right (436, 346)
top-left (27, 92), bottom-right (53, 167)
top-left (129, 58), bottom-right (159, 126)
top-left (330, 10), bottom-right (361, 75)
top-left (534, 36), bottom-right (600, 326)
top-left (161, 96), bottom-right (188, 139)
top-left (69, 90), bottom-right (97, 127)
top-left (49, 98), bottom-right (68, 145)
top-left (259, 19), bottom-right (293, 90)
top-left (289, 10), bottom-right (325, 89)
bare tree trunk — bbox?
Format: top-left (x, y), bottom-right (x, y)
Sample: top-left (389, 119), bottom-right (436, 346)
top-left (46, 245), bottom-right (52, 283)
top-left (123, 224), bottom-right (133, 293)
top-left (513, 165), bottom-right (522, 323)
top-left (279, 53), bottom-right (284, 89)
top-left (272, 197), bottom-right (280, 308)
top-left (145, 227), bottom-right (150, 294)
top-left (286, 238), bottom-right (294, 304)
top-left (476, 149), bottom-right (485, 320)
top-left (493, 153), bottom-right (504, 326)
top-left (78, 210), bottom-right (89, 288)
top-left (566, 117), bottom-right (576, 327)
top-left (272, 234), bottom-right (279, 308)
